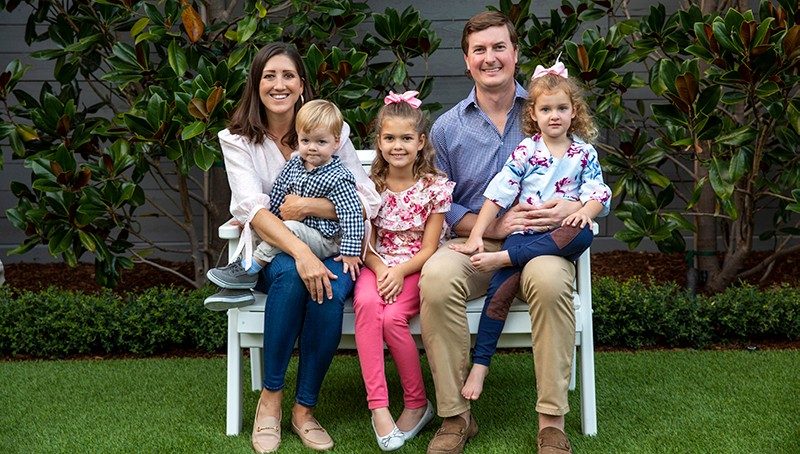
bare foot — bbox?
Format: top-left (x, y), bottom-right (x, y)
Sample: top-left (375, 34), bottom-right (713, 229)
top-left (470, 251), bottom-right (511, 272)
top-left (396, 404), bottom-right (427, 432)
top-left (371, 407), bottom-right (397, 437)
top-left (461, 364), bottom-right (489, 400)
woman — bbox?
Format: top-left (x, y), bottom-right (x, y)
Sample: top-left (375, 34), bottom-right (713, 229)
top-left (213, 42), bottom-right (380, 453)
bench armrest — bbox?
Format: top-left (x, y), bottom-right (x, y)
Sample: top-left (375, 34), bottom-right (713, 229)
top-left (219, 219), bottom-right (241, 239)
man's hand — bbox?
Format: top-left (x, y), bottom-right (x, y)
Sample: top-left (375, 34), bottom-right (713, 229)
top-left (279, 194), bottom-right (308, 221)
top-left (336, 255), bottom-right (362, 281)
top-left (488, 199), bottom-right (583, 237)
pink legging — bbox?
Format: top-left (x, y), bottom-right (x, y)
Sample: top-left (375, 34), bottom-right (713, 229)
top-left (353, 268), bottom-right (427, 410)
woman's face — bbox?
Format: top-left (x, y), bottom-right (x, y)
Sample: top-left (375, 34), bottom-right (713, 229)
top-left (259, 54), bottom-right (304, 118)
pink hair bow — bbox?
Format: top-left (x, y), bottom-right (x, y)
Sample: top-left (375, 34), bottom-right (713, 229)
top-left (384, 90), bottom-right (422, 109)
top-left (531, 60), bottom-right (568, 80)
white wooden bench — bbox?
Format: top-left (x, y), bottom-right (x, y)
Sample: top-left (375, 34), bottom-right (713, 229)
top-left (219, 150), bottom-right (598, 437)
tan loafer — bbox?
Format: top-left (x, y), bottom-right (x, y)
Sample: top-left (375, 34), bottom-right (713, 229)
top-left (426, 413), bottom-right (478, 454)
top-left (292, 417), bottom-right (334, 451)
top-left (251, 402), bottom-right (281, 454)
top-left (537, 427), bottom-right (572, 454)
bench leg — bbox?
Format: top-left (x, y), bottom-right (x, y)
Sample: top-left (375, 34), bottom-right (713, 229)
top-left (569, 344), bottom-right (577, 391)
top-left (226, 309), bottom-right (243, 436)
top-left (579, 330), bottom-right (597, 436)
top-left (250, 348), bottom-right (262, 391)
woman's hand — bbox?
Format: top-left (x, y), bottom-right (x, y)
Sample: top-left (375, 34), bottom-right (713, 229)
top-left (335, 255), bottom-right (362, 281)
top-left (376, 266), bottom-right (404, 304)
top-left (278, 194), bottom-right (309, 221)
top-left (295, 249), bottom-right (338, 304)
top-left (279, 195), bottom-right (337, 222)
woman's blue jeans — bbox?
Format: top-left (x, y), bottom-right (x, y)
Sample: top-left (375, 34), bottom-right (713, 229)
top-left (254, 252), bottom-right (352, 407)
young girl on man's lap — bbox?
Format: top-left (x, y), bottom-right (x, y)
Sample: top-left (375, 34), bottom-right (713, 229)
top-left (354, 91), bottom-right (454, 451)
top-left (451, 59), bottom-right (612, 401)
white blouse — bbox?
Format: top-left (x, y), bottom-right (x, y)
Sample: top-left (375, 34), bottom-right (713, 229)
top-left (219, 122), bottom-right (380, 265)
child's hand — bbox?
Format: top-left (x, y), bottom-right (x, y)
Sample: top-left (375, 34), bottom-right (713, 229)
top-left (449, 237), bottom-right (484, 255)
top-left (336, 255), bottom-right (362, 281)
top-left (562, 211), bottom-right (593, 228)
top-left (377, 267), bottom-right (404, 303)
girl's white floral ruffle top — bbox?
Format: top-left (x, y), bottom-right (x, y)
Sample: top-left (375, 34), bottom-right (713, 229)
top-left (373, 175), bottom-right (455, 267)
top-left (484, 133), bottom-right (612, 229)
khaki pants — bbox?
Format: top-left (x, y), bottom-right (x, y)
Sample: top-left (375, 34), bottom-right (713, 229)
top-left (419, 238), bottom-right (576, 417)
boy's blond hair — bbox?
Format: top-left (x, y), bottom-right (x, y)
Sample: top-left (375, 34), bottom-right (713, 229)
top-left (295, 99), bottom-right (343, 138)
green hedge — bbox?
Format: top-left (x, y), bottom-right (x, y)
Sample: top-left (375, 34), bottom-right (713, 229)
top-left (0, 286), bottom-right (223, 358)
top-left (1, 279), bottom-right (798, 358)
top-left (593, 277), bottom-right (800, 349)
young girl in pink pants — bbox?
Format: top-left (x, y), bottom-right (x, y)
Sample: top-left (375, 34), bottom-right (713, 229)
top-left (353, 91), bottom-right (454, 451)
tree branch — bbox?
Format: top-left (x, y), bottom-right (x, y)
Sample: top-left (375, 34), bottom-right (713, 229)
top-left (131, 251), bottom-right (198, 287)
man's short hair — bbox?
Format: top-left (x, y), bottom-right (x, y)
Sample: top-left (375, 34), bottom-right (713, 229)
top-left (461, 10), bottom-right (518, 55)
top-left (296, 100), bottom-right (343, 137)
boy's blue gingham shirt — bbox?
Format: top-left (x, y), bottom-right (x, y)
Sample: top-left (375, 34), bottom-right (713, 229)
top-left (430, 82), bottom-right (529, 230)
top-left (269, 155), bottom-right (364, 256)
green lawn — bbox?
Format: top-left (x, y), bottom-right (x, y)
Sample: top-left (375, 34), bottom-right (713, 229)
top-left (2, 350), bottom-right (798, 453)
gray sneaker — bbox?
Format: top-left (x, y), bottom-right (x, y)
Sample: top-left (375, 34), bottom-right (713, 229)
top-left (207, 261), bottom-right (259, 289)
top-left (204, 288), bottom-right (255, 311)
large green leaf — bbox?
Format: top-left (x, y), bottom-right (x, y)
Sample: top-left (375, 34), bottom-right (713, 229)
top-left (729, 149), bottom-right (750, 183)
top-left (716, 126), bottom-right (757, 146)
top-left (708, 157), bottom-right (735, 200)
top-left (651, 104), bottom-right (687, 128)
top-left (167, 40), bottom-right (188, 77)
top-left (788, 189), bottom-right (800, 213)
top-left (695, 85), bottom-right (721, 116)
top-left (788, 99), bottom-right (800, 134)
top-left (194, 142), bottom-right (217, 171)
top-left (181, 121), bottom-right (205, 140)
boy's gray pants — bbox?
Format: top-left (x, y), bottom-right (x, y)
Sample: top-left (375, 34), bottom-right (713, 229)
top-left (253, 220), bottom-right (340, 263)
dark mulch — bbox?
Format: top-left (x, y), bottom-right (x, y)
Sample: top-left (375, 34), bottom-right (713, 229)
top-left (590, 250), bottom-right (800, 289)
top-left (4, 260), bottom-right (197, 295)
top-left (3, 250), bottom-right (799, 294)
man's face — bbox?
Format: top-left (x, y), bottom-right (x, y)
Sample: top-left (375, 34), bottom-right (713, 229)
top-left (463, 25), bottom-right (518, 93)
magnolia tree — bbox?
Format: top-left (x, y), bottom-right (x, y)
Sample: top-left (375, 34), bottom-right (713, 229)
top-left (500, 0), bottom-right (800, 293)
top-left (0, 0), bottom-right (439, 287)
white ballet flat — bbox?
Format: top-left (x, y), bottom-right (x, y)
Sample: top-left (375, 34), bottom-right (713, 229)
top-left (400, 399), bottom-right (435, 440)
top-left (371, 417), bottom-right (405, 451)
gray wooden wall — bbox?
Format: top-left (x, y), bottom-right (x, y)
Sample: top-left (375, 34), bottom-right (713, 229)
top-left (0, 1), bottom-right (755, 263)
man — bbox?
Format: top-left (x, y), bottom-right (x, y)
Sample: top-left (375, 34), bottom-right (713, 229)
top-left (420, 10), bottom-right (583, 454)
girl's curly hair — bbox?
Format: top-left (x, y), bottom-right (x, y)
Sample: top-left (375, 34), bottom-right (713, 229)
top-left (522, 73), bottom-right (597, 143)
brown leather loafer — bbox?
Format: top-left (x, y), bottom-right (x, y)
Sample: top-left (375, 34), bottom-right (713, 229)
top-left (426, 413), bottom-right (478, 454)
top-left (537, 427), bottom-right (572, 454)
top-left (292, 417), bottom-right (334, 451)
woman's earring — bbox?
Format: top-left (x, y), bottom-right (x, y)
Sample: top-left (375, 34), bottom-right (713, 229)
top-left (300, 94), bottom-right (305, 105)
